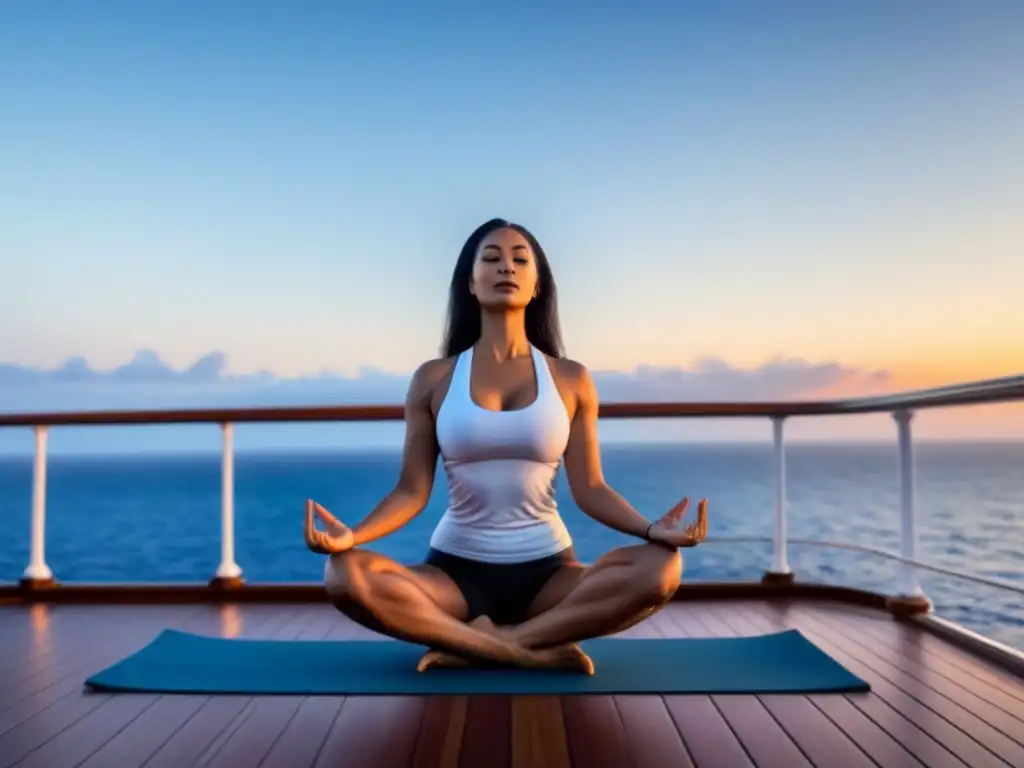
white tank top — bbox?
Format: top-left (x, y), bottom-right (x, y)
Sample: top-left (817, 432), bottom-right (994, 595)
top-left (429, 343), bottom-right (573, 563)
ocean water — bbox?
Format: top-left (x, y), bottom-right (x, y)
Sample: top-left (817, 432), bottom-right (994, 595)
top-left (1, 443), bottom-right (1022, 650)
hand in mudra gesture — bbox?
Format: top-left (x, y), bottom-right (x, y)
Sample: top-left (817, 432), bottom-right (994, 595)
top-left (304, 499), bottom-right (355, 554)
top-left (647, 497), bottom-right (709, 548)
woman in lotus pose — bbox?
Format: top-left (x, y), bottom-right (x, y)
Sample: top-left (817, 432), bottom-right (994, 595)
top-left (304, 218), bottom-right (708, 674)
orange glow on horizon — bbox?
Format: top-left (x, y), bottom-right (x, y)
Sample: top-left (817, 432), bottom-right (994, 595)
top-left (880, 362), bottom-right (1021, 393)
top-left (804, 360), bottom-right (1023, 440)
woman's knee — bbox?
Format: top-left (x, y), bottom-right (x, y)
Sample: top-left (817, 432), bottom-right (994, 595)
top-left (323, 549), bottom-right (369, 600)
top-left (635, 545), bottom-right (683, 604)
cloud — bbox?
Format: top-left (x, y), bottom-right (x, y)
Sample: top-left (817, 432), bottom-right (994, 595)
top-left (590, 356), bottom-right (890, 401)
top-left (0, 349), bottom-right (259, 386)
top-left (2, 351), bottom-right (1019, 454)
top-left (0, 349), bottom-right (892, 411)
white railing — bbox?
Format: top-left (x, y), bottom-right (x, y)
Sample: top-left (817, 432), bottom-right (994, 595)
top-left (23, 425), bottom-right (53, 585)
top-left (770, 416), bottom-right (789, 579)
top-left (215, 422), bottom-right (242, 584)
top-left (3, 374), bottom-right (1023, 605)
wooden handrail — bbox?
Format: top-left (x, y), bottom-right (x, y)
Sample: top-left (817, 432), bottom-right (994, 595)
top-left (0, 373), bottom-right (1021, 427)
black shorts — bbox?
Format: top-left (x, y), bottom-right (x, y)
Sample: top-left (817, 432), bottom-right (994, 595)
top-left (424, 547), bottom-right (577, 626)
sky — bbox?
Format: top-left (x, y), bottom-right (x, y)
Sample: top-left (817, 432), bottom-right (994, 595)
top-left (1, 1), bottom-right (1021, 453)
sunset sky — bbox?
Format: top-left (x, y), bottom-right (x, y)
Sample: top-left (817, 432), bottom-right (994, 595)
top-left (1, 1), bottom-right (1021, 451)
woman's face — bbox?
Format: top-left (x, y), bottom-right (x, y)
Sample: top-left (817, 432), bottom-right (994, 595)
top-left (469, 227), bottom-right (539, 310)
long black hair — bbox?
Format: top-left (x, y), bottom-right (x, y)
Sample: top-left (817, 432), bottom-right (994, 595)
top-left (441, 218), bottom-right (565, 359)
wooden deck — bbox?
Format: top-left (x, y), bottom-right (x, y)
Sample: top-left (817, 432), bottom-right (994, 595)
top-left (1, 599), bottom-right (1023, 768)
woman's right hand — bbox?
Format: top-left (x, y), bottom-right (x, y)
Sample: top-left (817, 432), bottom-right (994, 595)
top-left (647, 497), bottom-right (709, 548)
top-left (304, 499), bottom-right (355, 554)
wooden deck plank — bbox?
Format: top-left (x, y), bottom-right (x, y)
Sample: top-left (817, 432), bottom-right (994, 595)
top-left (139, 697), bottom-right (254, 768)
top-left (704, 605), bottom-right (928, 768)
top-left (511, 696), bottom-right (571, 768)
top-left (23, 606), bottom-right (299, 768)
top-left (437, 696), bottom-right (468, 768)
top-left (825, 605), bottom-right (1024, 705)
top-left (562, 696), bottom-right (635, 768)
top-left (0, 605), bottom-right (107, 679)
top-left (0, 607), bottom-right (225, 767)
top-left (259, 697), bottom-right (347, 768)
top-left (645, 608), bottom-right (754, 767)
top-left (791, 607), bottom-right (1024, 766)
top-left (757, 696), bottom-right (878, 768)
top-left (196, 592), bottom-right (333, 768)
top-left (459, 696), bottom-right (511, 768)
top-left (292, 607), bottom-right (340, 640)
top-left (723, 604), bottom-right (969, 768)
top-left (77, 695), bottom-right (215, 768)
top-left (202, 696), bottom-right (307, 767)
top-left (734, 603), bottom-right (1011, 768)
top-left (711, 696), bottom-right (815, 768)
top-left (11, 695), bottom-right (161, 768)
top-left (313, 696), bottom-right (426, 768)
top-left (1, 599), bottom-right (1023, 768)
top-left (614, 696), bottom-right (695, 768)
top-left (128, 606), bottom-right (308, 768)
top-left (661, 697), bottom-right (756, 768)
top-left (1, 607), bottom-right (195, 711)
top-left (690, 606), bottom-right (874, 768)
top-left (410, 696), bottom-right (465, 768)
top-left (185, 698), bottom-right (262, 766)
top-left (656, 605), bottom-right (814, 768)
top-left (808, 695), bottom-right (938, 768)
top-left (819, 606), bottom-right (1024, 731)
top-left (611, 611), bottom-right (695, 767)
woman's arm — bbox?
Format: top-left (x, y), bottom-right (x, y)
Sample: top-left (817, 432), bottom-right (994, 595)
top-left (349, 360), bottom-right (444, 547)
top-left (562, 362), bottom-right (652, 540)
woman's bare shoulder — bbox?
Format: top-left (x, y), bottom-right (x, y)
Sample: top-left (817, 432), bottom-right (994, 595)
top-left (408, 356), bottom-right (459, 411)
top-left (548, 355), bottom-right (593, 387)
top-left (411, 356), bottom-right (457, 384)
top-left (545, 355), bottom-right (598, 413)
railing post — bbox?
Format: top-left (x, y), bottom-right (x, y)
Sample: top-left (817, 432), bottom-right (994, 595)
top-left (886, 409), bottom-right (932, 616)
top-left (210, 422), bottom-right (243, 589)
top-left (762, 416), bottom-right (794, 585)
top-left (21, 425), bottom-right (56, 590)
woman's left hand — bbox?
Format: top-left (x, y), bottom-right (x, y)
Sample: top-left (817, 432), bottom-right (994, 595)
top-left (304, 499), bottom-right (355, 554)
top-left (647, 497), bottom-right (708, 548)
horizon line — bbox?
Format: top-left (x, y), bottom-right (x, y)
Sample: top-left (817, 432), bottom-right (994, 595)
top-left (0, 436), bottom-right (1021, 461)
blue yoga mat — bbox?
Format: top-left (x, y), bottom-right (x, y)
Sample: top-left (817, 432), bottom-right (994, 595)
top-left (85, 628), bottom-right (868, 695)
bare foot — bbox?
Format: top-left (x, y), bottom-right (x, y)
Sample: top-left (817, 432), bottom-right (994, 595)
top-left (415, 616), bottom-right (594, 674)
top-left (417, 642), bottom-right (595, 675)
top-left (416, 616), bottom-right (507, 672)
top-left (416, 649), bottom-right (470, 672)
top-left (524, 643), bottom-right (596, 675)
top-left (467, 616), bottom-right (595, 674)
